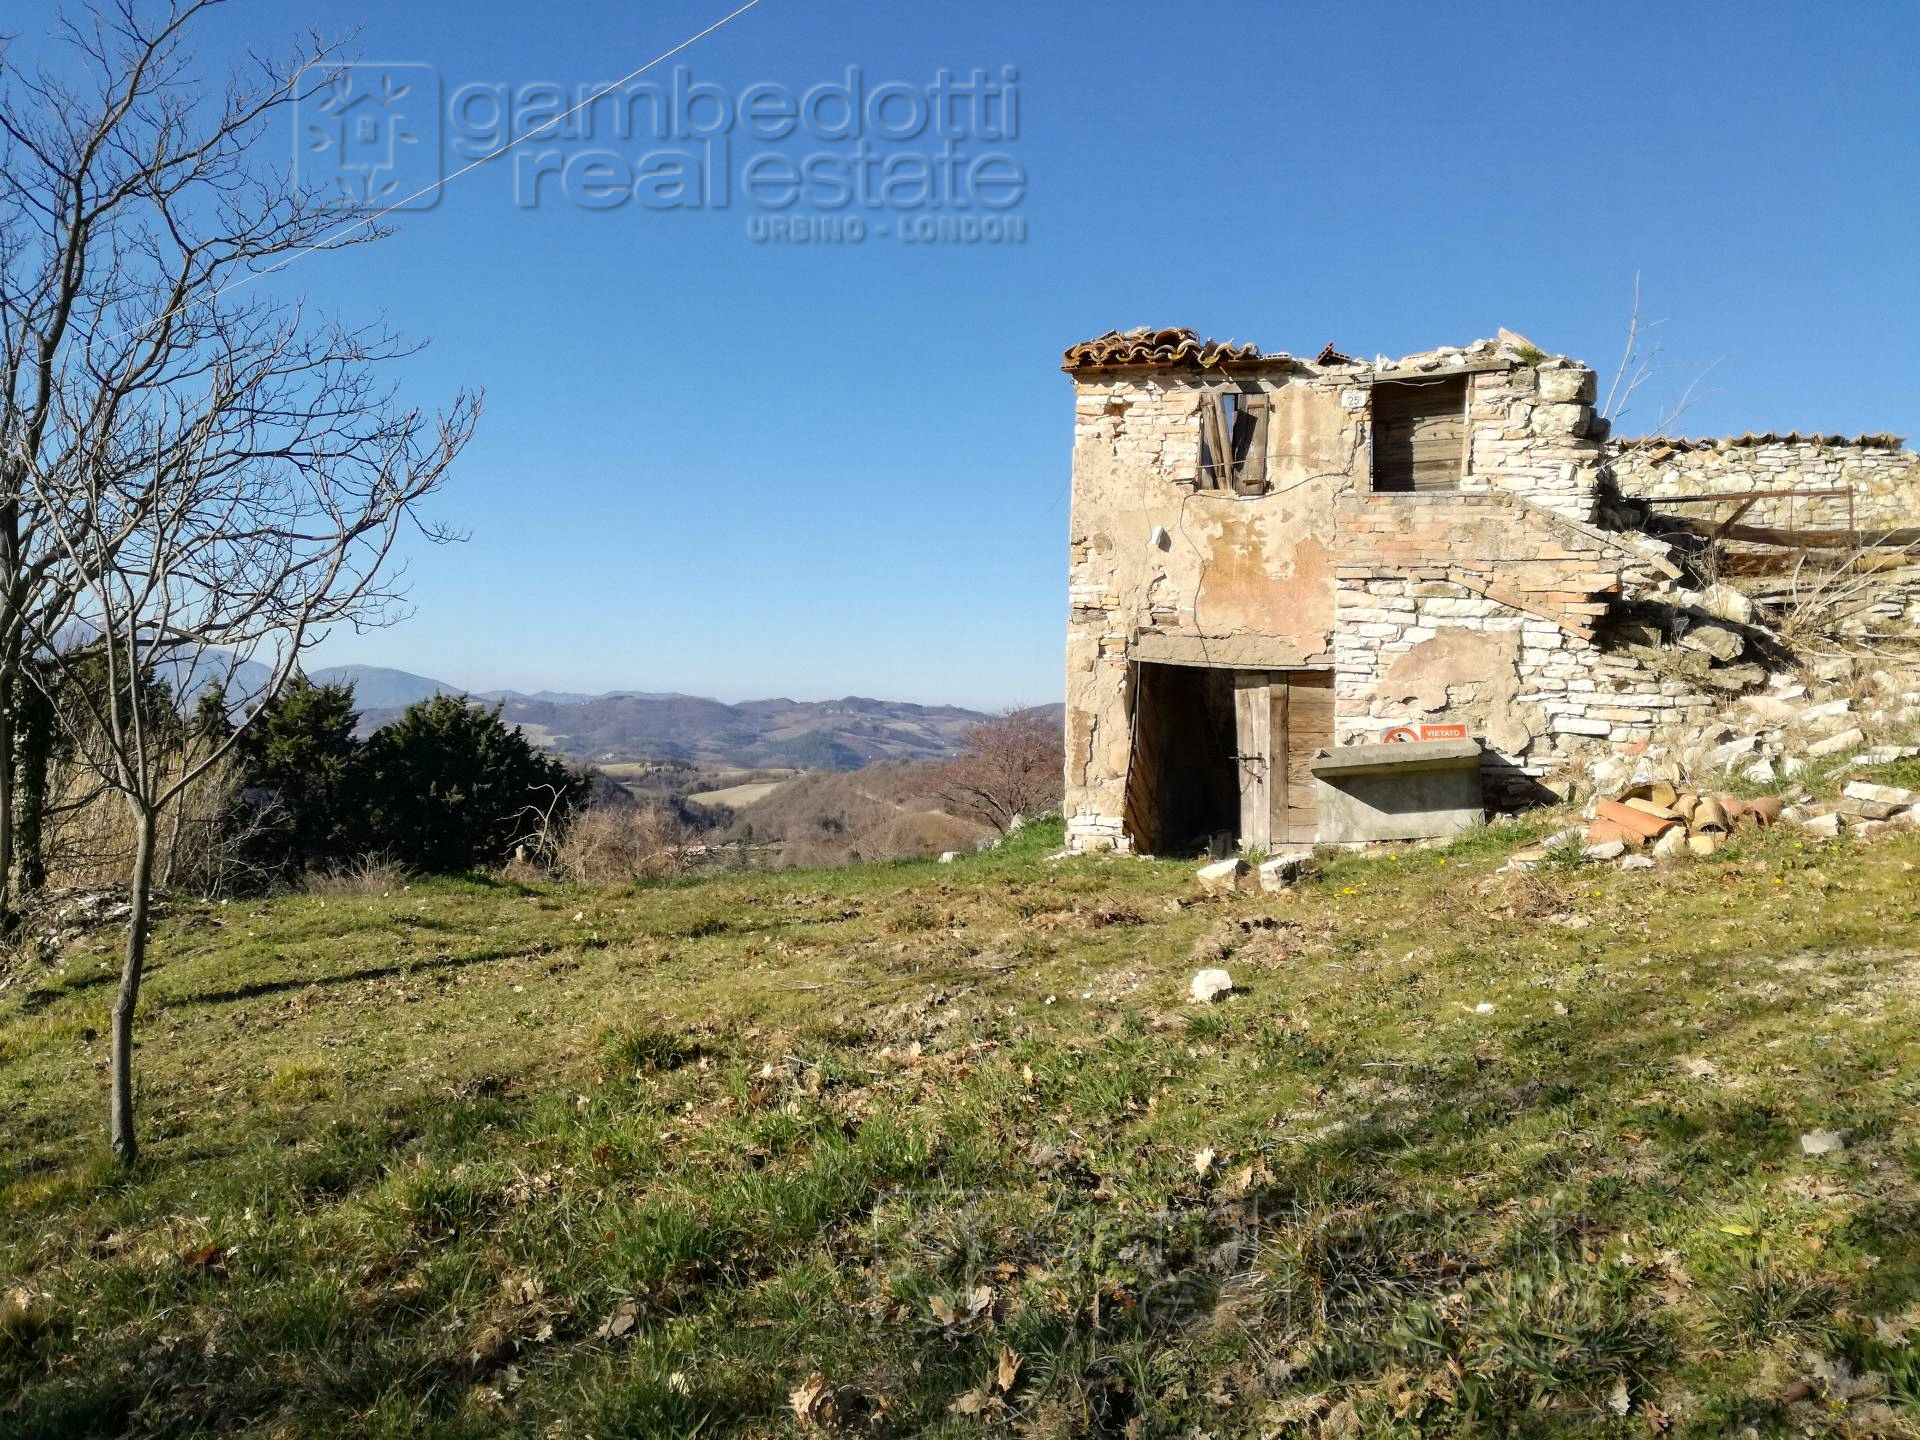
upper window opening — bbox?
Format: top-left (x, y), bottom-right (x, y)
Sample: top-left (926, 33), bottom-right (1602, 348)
top-left (1370, 377), bottom-right (1467, 493)
top-left (1197, 388), bottom-right (1269, 495)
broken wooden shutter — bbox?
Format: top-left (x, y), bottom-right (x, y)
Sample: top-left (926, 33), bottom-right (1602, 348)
top-left (1370, 378), bottom-right (1467, 493)
top-left (1230, 393), bottom-right (1268, 494)
top-left (1197, 390), bottom-right (1270, 494)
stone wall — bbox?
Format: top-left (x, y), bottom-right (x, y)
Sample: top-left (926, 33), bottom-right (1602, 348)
top-left (1330, 488), bottom-right (1717, 804)
top-left (1608, 434), bottom-right (1920, 532)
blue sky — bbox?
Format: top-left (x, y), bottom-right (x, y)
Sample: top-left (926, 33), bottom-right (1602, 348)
top-left (167, 0), bottom-right (1920, 707)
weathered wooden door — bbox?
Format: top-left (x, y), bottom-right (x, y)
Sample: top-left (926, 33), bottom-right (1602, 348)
top-left (1233, 671), bottom-right (1333, 848)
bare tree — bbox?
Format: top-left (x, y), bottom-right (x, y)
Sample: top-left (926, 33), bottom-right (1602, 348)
top-left (3, 2), bottom-right (478, 1164)
top-left (0, 1), bottom-right (400, 917)
top-left (929, 708), bottom-right (1064, 835)
top-left (1600, 271), bottom-right (1725, 432)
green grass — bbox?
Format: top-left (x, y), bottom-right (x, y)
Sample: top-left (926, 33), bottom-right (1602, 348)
top-left (5, 818), bottom-right (1920, 1437)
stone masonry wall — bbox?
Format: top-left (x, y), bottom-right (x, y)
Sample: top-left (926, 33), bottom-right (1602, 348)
top-left (1332, 489), bottom-right (1710, 804)
top-left (1609, 435), bottom-right (1920, 532)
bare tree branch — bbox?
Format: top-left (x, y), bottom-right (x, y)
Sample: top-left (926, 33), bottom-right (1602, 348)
top-left (1, 1), bottom-right (477, 1165)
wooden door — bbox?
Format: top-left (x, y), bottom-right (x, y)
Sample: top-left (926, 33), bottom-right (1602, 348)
top-left (1281, 672), bottom-right (1332, 845)
top-left (1234, 671), bottom-right (1333, 848)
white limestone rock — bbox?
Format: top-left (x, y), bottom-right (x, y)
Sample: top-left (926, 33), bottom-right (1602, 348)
top-left (1845, 780), bottom-right (1917, 808)
top-left (1257, 852), bottom-right (1314, 892)
top-left (1196, 858), bottom-right (1249, 895)
top-left (1807, 728), bottom-right (1867, 759)
top-left (1190, 968), bottom-right (1234, 1004)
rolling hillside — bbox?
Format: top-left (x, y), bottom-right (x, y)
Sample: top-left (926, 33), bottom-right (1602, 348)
top-left (354, 692), bottom-right (1051, 768)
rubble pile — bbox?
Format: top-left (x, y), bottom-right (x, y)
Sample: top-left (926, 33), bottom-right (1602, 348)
top-left (1579, 663), bottom-right (1920, 801)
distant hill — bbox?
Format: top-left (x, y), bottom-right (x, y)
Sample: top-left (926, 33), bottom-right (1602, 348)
top-left (308, 665), bottom-right (460, 710)
top-left (475, 689), bottom-right (698, 705)
top-left (353, 692), bottom-right (1058, 769)
top-left (166, 659), bottom-right (1057, 768)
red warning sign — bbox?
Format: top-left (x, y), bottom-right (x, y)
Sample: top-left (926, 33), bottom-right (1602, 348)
top-left (1384, 723), bottom-right (1470, 743)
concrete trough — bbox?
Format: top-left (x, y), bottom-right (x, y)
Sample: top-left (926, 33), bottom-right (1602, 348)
top-left (1309, 738), bottom-right (1485, 842)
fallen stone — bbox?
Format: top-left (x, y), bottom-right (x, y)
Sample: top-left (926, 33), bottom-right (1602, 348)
top-left (1196, 858), bottom-right (1248, 895)
top-left (1845, 780), bottom-right (1918, 807)
top-left (937, 851), bottom-right (961, 864)
top-left (1652, 828), bottom-right (1691, 860)
top-left (1800, 1128), bottom-right (1846, 1157)
top-left (1702, 663), bottom-right (1769, 693)
top-left (1710, 735), bottom-right (1762, 769)
top-left (1739, 696), bottom-right (1801, 726)
top-left (1619, 854), bottom-right (1656, 871)
top-left (1700, 584), bottom-right (1757, 625)
top-left (1678, 619), bottom-right (1747, 662)
top-left (1688, 832), bottom-right (1722, 857)
top-left (1798, 812), bottom-right (1844, 838)
top-left (1782, 756), bottom-right (1807, 777)
top-left (1810, 657), bottom-right (1853, 682)
top-left (1190, 968), bottom-right (1234, 1004)
top-left (1837, 797), bottom-right (1902, 821)
top-left (1797, 698), bottom-right (1856, 726)
top-left (1583, 840), bottom-right (1627, 861)
top-left (1768, 677), bottom-right (1810, 699)
top-left (1743, 758), bottom-right (1778, 784)
top-left (1257, 852), bottom-right (1314, 892)
top-left (1807, 727), bottom-right (1867, 759)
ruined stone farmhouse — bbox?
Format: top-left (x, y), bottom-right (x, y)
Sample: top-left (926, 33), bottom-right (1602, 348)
top-left (1060, 326), bottom-right (1920, 854)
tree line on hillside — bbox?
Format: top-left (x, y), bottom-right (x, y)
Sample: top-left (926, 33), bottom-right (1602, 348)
top-left (7, 666), bottom-right (581, 895)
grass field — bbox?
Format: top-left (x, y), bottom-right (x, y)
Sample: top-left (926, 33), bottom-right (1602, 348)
top-left (4, 815), bottom-right (1920, 1438)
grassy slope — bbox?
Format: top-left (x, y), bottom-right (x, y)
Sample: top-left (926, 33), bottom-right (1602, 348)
top-left (3, 819), bottom-right (1920, 1438)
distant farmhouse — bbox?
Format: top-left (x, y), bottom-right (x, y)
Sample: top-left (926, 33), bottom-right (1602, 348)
top-left (1059, 327), bottom-right (1920, 853)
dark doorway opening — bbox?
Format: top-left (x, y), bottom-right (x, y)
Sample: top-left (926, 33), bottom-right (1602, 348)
top-left (1122, 662), bottom-right (1238, 856)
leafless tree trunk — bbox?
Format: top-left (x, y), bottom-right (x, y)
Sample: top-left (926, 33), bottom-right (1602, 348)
top-left (8, 0), bottom-right (479, 1164)
top-left (108, 807), bottom-right (155, 1162)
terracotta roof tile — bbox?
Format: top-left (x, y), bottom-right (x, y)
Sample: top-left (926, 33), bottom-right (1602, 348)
top-left (1062, 327), bottom-right (1271, 374)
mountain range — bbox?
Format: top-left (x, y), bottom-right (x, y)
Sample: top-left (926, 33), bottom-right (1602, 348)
top-left (303, 666), bottom-right (1055, 769)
